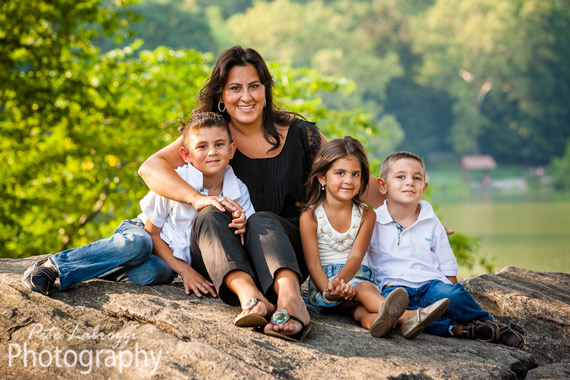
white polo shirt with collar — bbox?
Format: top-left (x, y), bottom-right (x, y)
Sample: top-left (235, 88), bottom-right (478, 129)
top-left (138, 164), bottom-right (255, 265)
top-left (367, 199), bottom-right (458, 289)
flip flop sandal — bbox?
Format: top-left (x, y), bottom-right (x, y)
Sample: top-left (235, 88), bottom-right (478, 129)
top-left (264, 310), bottom-right (312, 343)
top-left (234, 298), bottom-right (268, 328)
top-left (370, 287), bottom-right (409, 338)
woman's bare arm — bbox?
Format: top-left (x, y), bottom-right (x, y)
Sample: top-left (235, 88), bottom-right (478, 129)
top-left (139, 136), bottom-right (194, 203)
top-left (362, 176), bottom-right (386, 208)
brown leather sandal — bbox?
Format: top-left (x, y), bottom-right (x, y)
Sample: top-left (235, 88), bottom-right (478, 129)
top-left (493, 320), bottom-right (525, 348)
top-left (463, 320), bottom-right (500, 343)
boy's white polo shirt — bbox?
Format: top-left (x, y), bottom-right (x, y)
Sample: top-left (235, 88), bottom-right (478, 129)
top-left (367, 200), bottom-right (458, 289)
top-left (138, 164), bottom-right (255, 265)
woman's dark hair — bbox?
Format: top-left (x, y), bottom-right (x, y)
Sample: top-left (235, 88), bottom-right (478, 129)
top-left (302, 136), bottom-right (370, 212)
top-left (194, 46), bottom-right (297, 152)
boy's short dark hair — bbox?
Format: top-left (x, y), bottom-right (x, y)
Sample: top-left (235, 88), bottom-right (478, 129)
top-left (380, 151), bottom-right (425, 180)
top-left (179, 112), bottom-right (232, 148)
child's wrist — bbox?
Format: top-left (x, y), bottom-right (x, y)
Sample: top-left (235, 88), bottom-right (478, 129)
top-left (321, 289), bottom-right (336, 303)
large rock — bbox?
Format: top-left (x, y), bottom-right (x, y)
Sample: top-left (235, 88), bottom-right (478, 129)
top-left (0, 257), bottom-right (567, 379)
top-left (462, 267), bottom-right (570, 379)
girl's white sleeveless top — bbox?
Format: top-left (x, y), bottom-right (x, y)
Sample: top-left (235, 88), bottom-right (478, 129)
top-left (315, 202), bottom-right (367, 265)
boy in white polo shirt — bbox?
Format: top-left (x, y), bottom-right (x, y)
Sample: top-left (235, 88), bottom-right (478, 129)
top-left (367, 151), bottom-right (524, 348)
top-left (23, 112), bottom-right (254, 298)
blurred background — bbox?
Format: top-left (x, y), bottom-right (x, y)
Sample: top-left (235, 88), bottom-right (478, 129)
top-left (2, 0), bottom-right (569, 277)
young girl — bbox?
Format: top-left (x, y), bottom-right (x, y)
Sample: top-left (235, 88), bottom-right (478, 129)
top-left (300, 136), bottom-right (409, 338)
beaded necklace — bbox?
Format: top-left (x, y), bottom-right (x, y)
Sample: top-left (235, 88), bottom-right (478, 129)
top-left (315, 203), bottom-right (362, 252)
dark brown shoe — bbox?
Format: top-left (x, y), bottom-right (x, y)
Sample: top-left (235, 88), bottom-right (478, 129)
top-left (22, 259), bottom-right (57, 295)
top-left (463, 320), bottom-right (500, 343)
top-left (494, 320), bottom-right (525, 349)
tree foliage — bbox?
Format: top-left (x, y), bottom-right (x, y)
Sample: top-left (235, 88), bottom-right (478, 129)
top-left (412, 0), bottom-right (570, 163)
top-left (7, 0), bottom-right (566, 272)
top-left (548, 140), bottom-right (570, 191)
top-left (89, 0), bottom-right (570, 166)
top-left (96, 0), bottom-right (217, 54)
top-left (1, 0), bottom-right (140, 256)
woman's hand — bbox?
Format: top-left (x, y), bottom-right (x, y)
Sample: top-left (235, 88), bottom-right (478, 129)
top-left (193, 194), bottom-right (243, 214)
top-left (180, 267), bottom-right (217, 298)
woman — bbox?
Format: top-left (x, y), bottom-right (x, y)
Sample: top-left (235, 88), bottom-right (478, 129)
top-left (139, 46), bottom-right (384, 342)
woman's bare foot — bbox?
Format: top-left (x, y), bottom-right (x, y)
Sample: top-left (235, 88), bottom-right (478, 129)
top-left (236, 296), bottom-right (274, 320)
top-left (264, 293), bottom-right (310, 335)
top-left (234, 294), bottom-right (275, 328)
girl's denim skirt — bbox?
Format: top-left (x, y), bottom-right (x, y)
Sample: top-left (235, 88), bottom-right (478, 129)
top-left (304, 263), bottom-right (380, 313)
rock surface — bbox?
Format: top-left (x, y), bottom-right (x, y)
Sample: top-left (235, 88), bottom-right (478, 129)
top-left (1, 257), bottom-right (568, 379)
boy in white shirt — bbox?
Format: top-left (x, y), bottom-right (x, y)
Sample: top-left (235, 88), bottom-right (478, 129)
top-left (23, 112), bottom-right (254, 298)
top-left (367, 151), bottom-right (524, 348)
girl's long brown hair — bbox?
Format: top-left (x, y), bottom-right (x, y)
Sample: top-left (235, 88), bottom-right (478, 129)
top-left (301, 136), bottom-right (370, 214)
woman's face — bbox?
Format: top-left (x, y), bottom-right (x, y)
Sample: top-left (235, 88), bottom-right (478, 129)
top-left (221, 64), bottom-right (266, 128)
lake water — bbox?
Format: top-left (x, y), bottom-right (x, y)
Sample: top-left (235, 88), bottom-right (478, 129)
top-left (433, 192), bottom-right (570, 277)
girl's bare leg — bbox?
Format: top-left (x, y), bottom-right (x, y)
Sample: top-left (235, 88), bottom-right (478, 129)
top-left (353, 305), bottom-right (377, 329)
top-left (353, 282), bottom-right (385, 313)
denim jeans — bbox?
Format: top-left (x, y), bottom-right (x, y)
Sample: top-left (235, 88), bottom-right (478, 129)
top-left (49, 218), bottom-right (176, 290)
top-left (382, 280), bottom-right (492, 337)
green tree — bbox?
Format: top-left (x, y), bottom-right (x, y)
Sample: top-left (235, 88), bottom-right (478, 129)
top-left (1, 0), bottom-right (140, 257)
top-left (96, 0), bottom-right (218, 54)
top-left (412, 0), bottom-right (570, 164)
top-left (1, 0), bottom-right (488, 272)
top-left (548, 140), bottom-right (570, 191)
top-left (196, 0), bottom-right (254, 20)
top-left (385, 79), bottom-right (454, 158)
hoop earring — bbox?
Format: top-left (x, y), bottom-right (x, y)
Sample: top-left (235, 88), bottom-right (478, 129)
top-left (218, 101), bottom-right (226, 113)
top-left (264, 97), bottom-right (267, 108)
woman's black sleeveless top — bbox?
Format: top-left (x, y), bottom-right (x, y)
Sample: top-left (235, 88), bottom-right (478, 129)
top-left (229, 118), bottom-right (320, 226)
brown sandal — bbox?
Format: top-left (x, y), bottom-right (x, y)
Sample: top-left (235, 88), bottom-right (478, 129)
top-left (463, 320), bottom-right (500, 343)
top-left (234, 298), bottom-right (268, 328)
top-left (493, 320), bottom-right (525, 348)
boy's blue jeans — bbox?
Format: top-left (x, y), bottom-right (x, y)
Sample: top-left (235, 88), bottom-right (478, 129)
top-left (381, 280), bottom-right (492, 337)
top-left (49, 218), bottom-right (176, 290)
